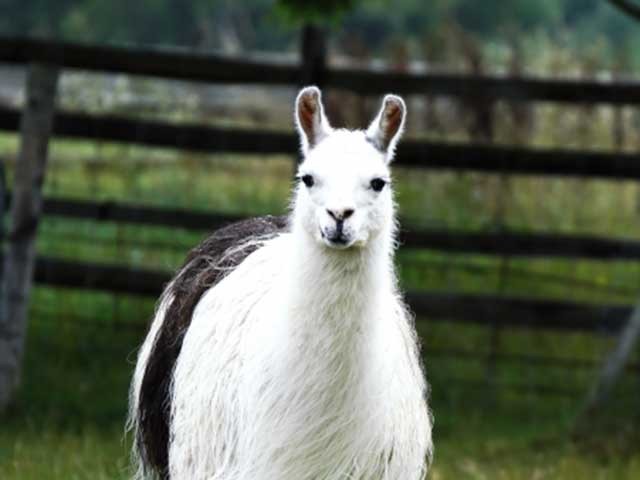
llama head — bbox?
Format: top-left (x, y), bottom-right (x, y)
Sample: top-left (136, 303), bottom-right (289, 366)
top-left (293, 86), bottom-right (406, 250)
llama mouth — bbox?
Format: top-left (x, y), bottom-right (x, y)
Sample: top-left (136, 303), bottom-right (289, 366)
top-left (329, 236), bottom-right (348, 245)
top-left (320, 228), bottom-right (354, 249)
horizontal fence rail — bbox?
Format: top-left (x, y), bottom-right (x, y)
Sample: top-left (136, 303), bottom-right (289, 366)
top-left (1, 37), bottom-right (640, 104)
top-left (34, 257), bottom-right (166, 296)
top-left (409, 292), bottom-right (630, 333)
top-left (0, 37), bottom-right (300, 85)
top-left (0, 107), bottom-right (298, 155)
top-left (325, 69), bottom-right (640, 104)
top-left (398, 141), bottom-right (640, 180)
top-left (1, 107), bottom-right (640, 180)
top-left (39, 196), bottom-right (244, 230)
top-left (427, 347), bottom-right (640, 372)
top-left (401, 229), bottom-right (640, 260)
top-left (4, 194), bottom-right (638, 260)
top-left (31, 256), bottom-right (632, 333)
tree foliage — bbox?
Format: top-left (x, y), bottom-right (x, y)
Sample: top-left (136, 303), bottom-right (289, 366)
top-left (0, 0), bottom-right (638, 65)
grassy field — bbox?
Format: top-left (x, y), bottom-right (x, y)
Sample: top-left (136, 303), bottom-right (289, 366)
top-left (2, 80), bottom-right (640, 477)
top-left (3, 421), bottom-right (640, 479)
top-left (1, 313), bottom-right (639, 479)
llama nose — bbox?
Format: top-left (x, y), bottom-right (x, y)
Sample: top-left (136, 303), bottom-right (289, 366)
top-left (326, 208), bottom-right (355, 221)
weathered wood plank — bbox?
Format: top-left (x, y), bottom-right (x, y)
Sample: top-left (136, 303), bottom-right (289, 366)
top-left (1, 37), bottom-right (640, 104)
top-left (408, 292), bottom-right (630, 333)
top-left (0, 37), bottom-right (299, 85)
top-left (0, 64), bottom-right (59, 410)
top-left (17, 195), bottom-right (640, 261)
top-left (1, 107), bottom-right (639, 180)
top-left (398, 140), bottom-right (640, 180)
top-left (26, 256), bottom-right (633, 333)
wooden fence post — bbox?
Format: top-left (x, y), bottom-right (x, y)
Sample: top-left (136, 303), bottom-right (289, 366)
top-left (0, 157), bottom-right (5, 329)
top-left (300, 24), bottom-right (327, 88)
top-left (0, 160), bottom-right (5, 246)
top-left (296, 24), bottom-right (327, 167)
top-left (0, 63), bottom-right (59, 410)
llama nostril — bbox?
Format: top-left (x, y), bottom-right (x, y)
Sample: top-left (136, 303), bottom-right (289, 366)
top-left (327, 208), bottom-right (355, 221)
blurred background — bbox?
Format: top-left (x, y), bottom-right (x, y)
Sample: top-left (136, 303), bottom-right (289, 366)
top-left (0, 0), bottom-right (640, 478)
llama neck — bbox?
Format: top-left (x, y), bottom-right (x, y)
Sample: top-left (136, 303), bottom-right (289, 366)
top-left (283, 221), bottom-right (395, 335)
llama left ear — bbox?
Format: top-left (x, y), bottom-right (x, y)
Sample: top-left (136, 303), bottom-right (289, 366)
top-left (366, 94), bottom-right (406, 162)
top-left (295, 86), bottom-right (332, 156)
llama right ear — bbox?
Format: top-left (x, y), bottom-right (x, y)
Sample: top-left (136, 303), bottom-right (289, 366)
top-left (366, 94), bottom-right (406, 163)
top-left (295, 86), bottom-right (332, 155)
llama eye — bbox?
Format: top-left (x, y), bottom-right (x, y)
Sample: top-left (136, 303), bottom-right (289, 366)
top-left (370, 178), bottom-right (386, 192)
top-left (301, 174), bottom-right (314, 188)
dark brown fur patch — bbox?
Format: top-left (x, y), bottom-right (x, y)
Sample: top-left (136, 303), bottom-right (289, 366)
top-left (136, 215), bottom-right (288, 479)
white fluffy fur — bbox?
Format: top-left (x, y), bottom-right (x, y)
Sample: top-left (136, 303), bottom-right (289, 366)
top-left (130, 87), bottom-right (432, 479)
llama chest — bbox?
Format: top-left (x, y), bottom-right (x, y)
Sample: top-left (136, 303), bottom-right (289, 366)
top-left (235, 300), bottom-right (413, 479)
top-left (168, 236), bottom-right (431, 479)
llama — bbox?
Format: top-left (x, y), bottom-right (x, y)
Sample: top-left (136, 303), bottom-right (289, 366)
top-left (128, 87), bottom-right (432, 480)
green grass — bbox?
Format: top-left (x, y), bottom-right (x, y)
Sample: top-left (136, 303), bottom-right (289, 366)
top-left (3, 422), bottom-right (640, 480)
top-left (0, 427), bottom-right (130, 480)
top-left (0, 306), bottom-right (640, 480)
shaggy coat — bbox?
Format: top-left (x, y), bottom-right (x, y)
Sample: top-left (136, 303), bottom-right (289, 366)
top-left (129, 87), bottom-right (432, 480)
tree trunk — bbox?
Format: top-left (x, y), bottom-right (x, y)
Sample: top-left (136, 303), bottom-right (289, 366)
top-left (0, 63), bottom-right (59, 411)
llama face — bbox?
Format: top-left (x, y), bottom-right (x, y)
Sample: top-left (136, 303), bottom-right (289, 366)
top-left (293, 87), bottom-right (405, 250)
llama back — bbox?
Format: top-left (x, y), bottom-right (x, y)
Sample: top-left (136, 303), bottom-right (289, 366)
top-left (128, 216), bottom-right (288, 479)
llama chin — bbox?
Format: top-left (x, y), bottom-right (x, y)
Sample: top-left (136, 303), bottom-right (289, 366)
top-left (128, 87), bottom-right (433, 480)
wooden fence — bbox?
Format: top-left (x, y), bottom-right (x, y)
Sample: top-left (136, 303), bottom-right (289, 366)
top-left (2, 36), bottom-right (640, 103)
top-left (1, 194), bottom-right (638, 261)
top-left (1, 33), bottom-right (639, 335)
top-left (1, 106), bottom-right (640, 179)
top-left (25, 255), bottom-right (632, 333)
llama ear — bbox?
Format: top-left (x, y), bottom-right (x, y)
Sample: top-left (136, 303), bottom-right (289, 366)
top-left (295, 86), bottom-right (332, 155)
top-left (366, 94), bottom-right (406, 162)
